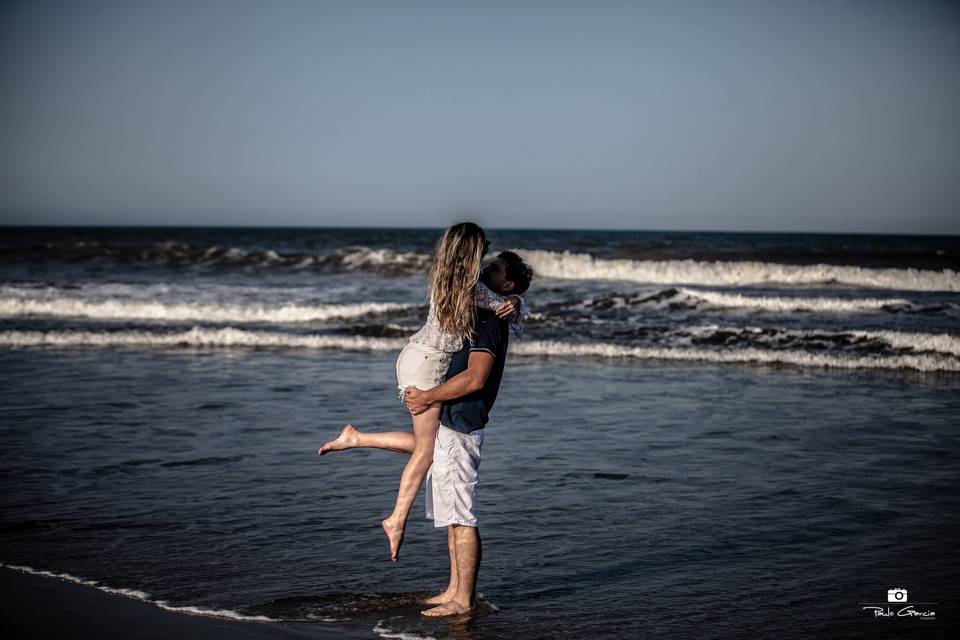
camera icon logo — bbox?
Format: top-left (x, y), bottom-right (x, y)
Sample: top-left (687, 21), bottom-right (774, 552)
top-left (887, 588), bottom-right (908, 603)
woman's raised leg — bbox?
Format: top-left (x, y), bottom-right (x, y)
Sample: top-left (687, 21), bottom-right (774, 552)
top-left (381, 404), bottom-right (442, 562)
top-left (318, 423), bottom-right (417, 455)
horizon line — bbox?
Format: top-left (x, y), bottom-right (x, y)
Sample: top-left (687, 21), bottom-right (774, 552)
top-left (1, 222), bottom-right (959, 239)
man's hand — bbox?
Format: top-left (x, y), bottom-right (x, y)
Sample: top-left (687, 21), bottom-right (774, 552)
top-left (404, 386), bottom-right (433, 415)
top-left (495, 295), bottom-right (521, 320)
top-left (405, 351), bottom-right (494, 414)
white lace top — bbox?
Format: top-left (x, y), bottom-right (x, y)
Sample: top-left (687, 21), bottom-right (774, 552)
top-left (408, 281), bottom-right (529, 353)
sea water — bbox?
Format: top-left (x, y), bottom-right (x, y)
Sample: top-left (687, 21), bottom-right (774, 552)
top-left (1, 226), bottom-right (958, 638)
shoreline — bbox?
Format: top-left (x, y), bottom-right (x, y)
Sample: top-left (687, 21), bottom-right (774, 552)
top-left (0, 567), bottom-right (372, 640)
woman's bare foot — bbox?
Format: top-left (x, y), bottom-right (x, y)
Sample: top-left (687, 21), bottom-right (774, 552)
top-left (421, 601), bottom-right (472, 617)
top-left (421, 589), bottom-right (457, 605)
top-left (381, 517), bottom-right (405, 562)
top-left (318, 424), bottom-right (359, 455)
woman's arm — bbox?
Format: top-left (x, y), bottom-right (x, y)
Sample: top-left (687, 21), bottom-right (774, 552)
top-left (474, 281), bottom-right (527, 335)
top-left (474, 280), bottom-right (507, 310)
top-left (474, 280), bottom-right (518, 315)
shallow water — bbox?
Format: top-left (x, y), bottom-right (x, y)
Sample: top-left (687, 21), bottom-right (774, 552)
top-left (1, 346), bottom-right (957, 638)
top-left (1, 226), bottom-right (957, 638)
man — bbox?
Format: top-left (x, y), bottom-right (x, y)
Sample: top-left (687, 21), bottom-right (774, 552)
top-left (404, 250), bottom-right (533, 617)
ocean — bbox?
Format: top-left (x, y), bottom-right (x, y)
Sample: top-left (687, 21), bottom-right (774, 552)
top-left (1, 226), bottom-right (958, 639)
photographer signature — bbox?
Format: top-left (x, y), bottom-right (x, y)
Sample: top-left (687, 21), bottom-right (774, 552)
top-left (862, 606), bottom-right (935, 619)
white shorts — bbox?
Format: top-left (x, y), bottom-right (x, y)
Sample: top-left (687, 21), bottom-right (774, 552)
top-left (395, 341), bottom-right (448, 402)
top-left (425, 424), bottom-right (485, 527)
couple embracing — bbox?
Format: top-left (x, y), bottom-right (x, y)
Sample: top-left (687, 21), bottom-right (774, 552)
top-left (318, 222), bottom-right (534, 617)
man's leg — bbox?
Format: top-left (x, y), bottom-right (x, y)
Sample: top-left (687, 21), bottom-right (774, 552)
top-left (422, 525), bottom-right (460, 604)
top-left (421, 524), bottom-right (480, 616)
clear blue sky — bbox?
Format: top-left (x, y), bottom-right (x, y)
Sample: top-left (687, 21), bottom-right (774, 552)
top-left (1, 0), bottom-right (958, 233)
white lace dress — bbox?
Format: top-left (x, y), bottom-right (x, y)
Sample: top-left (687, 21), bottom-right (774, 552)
top-left (395, 282), bottom-right (528, 400)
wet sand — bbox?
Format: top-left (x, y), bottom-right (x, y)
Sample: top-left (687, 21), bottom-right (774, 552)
top-left (0, 567), bottom-right (371, 640)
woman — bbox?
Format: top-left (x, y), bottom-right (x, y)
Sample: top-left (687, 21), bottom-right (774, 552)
top-left (318, 222), bottom-right (524, 562)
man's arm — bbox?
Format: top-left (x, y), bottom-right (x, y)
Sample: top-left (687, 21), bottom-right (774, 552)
top-left (404, 351), bottom-right (494, 415)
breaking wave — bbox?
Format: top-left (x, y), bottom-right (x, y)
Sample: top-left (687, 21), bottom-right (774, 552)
top-left (3, 284), bottom-right (950, 325)
top-left (521, 249), bottom-right (960, 292)
top-left (2, 326), bottom-right (957, 372)
top-left (676, 288), bottom-right (940, 313)
top-left (0, 296), bottom-right (416, 324)
top-left (0, 327), bottom-right (407, 350)
top-left (1, 241), bottom-right (432, 274)
top-left (673, 325), bottom-right (960, 357)
top-left (511, 340), bottom-right (959, 372)
top-left (10, 241), bottom-right (960, 291)
top-left (583, 287), bottom-right (956, 315)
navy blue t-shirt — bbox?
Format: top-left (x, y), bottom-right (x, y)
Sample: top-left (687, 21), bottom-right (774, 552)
top-left (440, 308), bottom-right (509, 434)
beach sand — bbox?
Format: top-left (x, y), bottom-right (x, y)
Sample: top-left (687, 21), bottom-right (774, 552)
top-left (0, 567), bottom-right (371, 640)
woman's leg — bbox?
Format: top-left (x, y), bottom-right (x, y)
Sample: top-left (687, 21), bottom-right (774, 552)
top-left (381, 403), bottom-right (442, 562)
top-left (318, 423), bottom-right (416, 455)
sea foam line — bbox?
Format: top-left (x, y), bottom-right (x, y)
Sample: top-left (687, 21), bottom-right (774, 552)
top-left (676, 288), bottom-right (931, 313)
top-left (0, 563), bottom-right (276, 622)
top-left (373, 620), bottom-right (438, 640)
top-left (0, 281), bottom-right (366, 299)
top-left (1, 327), bottom-right (957, 371)
top-left (0, 327), bottom-right (407, 350)
top-left (13, 241), bottom-right (434, 272)
top-left (511, 340), bottom-right (960, 372)
top-left (857, 329), bottom-right (960, 356)
top-left (673, 324), bottom-right (960, 357)
top-left (520, 249), bottom-right (960, 292)
top-left (0, 297), bottom-right (416, 323)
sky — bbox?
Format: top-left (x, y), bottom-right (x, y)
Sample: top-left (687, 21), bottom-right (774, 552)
top-left (0, 0), bottom-right (958, 234)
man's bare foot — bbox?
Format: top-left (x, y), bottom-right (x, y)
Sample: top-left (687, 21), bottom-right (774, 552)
top-left (318, 424), bottom-right (359, 455)
top-left (381, 517), bottom-right (405, 562)
top-left (421, 589), bottom-right (457, 605)
top-left (421, 601), bottom-right (472, 617)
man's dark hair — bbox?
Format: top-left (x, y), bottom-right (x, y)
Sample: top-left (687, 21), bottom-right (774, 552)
top-left (497, 251), bottom-right (534, 295)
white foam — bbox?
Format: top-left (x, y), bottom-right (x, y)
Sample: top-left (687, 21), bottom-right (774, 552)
top-left (373, 620), bottom-right (438, 640)
top-left (677, 288), bottom-right (929, 313)
top-left (0, 327), bottom-right (407, 350)
top-left (0, 296), bottom-right (415, 324)
top-left (153, 603), bottom-right (275, 621)
top-left (511, 340), bottom-right (960, 372)
top-left (339, 247), bottom-right (432, 270)
top-left (849, 329), bottom-right (960, 357)
top-left (676, 324), bottom-right (960, 358)
top-left (1, 563), bottom-right (276, 622)
top-left (477, 592), bottom-right (500, 611)
top-left (1, 326), bottom-right (957, 371)
top-left (520, 249), bottom-right (960, 292)
top-left (0, 282), bottom-right (357, 300)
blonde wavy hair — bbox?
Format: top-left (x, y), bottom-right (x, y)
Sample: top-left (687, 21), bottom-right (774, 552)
top-left (428, 222), bottom-right (488, 343)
